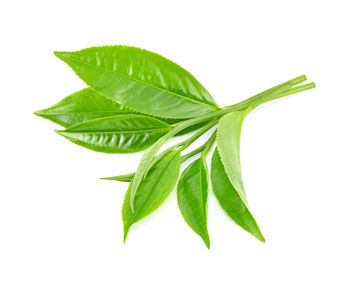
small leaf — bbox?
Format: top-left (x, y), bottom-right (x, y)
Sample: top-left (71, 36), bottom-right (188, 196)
top-left (34, 88), bottom-right (136, 127)
top-left (123, 150), bottom-right (181, 241)
top-left (56, 114), bottom-right (172, 153)
top-left (216, 110), bottom-right (249, 206)
top-left (177, 156), bottom-right (210, 248)
top-left (54, 46), bottom-right (218, 119)
top-left (211, 148), bottom-right (265, 242)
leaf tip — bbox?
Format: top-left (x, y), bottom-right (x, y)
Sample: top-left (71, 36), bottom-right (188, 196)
top-left (123, 226), bottom-right (130, 243)
top-left (258, 235), bottom-right (266, 243)
top-left (53, 51), bottom-right (70, 62)
top-left (54, 129), bottom-right (67, 138)
top-left (204, 238), bottom-right (210, 249)
top-left (34, 110), bottom-right (44, 117)
top-left (254, 231), bottom-right (266, 243)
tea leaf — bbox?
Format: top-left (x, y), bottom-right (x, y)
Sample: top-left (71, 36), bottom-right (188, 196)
top-left (216, 110), bottom-right (249, 206)
top-left (56, 114), bottom-right (172, 153)
top-left (34, 87), bottom-right (207, 135)
top-left (35, 88), bottom-right (136, 127)
top-left (54, 46), bottom-right (218, 119)
top-left (177, 156), bottom-right (210, 248)
top-left (211, 148), bottom-right (265, 242)
top-left (123, 150), bottom-right (181, 241)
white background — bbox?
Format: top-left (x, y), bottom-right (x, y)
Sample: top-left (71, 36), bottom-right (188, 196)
top-left (1, 0), bottom-right (349, 284)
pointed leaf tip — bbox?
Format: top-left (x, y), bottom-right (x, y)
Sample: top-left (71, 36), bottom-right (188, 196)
top-left (34, 109), bottom-right (50, 118)
top-left (53, 51), bottom-right (63, 57)
top-left (53, 51), bottom-right (70, 62)
top-left (123, 229), bottom-right (129, 243)
top-left (54, 130), bottom-right (66, 137)
top-left (200, 235), bottom-right (211, 250)
top-left (33, 110), bottom-right (43, 116)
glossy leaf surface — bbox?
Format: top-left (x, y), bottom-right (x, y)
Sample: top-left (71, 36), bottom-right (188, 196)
top-left (211, 148), bottom-right (265, 242)
top-left (57, 115), bottom-right (172, 153)
top-left (216, 110), bottom-right (249, 206)
top-left (54, 46), bottom-right (218, 119)
top-left (177, 157), bottom-right (210, 248)
top-left (35, 88), bottom-right (136, 127)
top-left (123, 150), bottom-right (181, 240)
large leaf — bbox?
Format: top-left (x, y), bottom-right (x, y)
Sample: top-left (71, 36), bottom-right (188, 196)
top-left (177, 156), bottom-right (210, 248)
top-left (211, 148), bottom-right (265, 242)
top-left (123, 150), bottom-right (181, 241)
top-left (56, 114), bottom-right (172, 153)
top-left (34, 88), bottom-right (136, 127)
top-left (216, 110), bottom-right (249, 206)
top-left (54, 46), bottom-right (218, 119)
top-left (34, 87), bottom-right (205, 135)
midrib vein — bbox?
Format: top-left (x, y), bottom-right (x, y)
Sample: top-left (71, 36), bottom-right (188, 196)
top-left (64, 127), bottom-right (171, 134)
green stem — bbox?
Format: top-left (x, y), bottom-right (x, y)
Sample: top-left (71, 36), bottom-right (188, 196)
top-left (158, 119), bottom-right (217, 157)
top-left (178, 120), bottom-right (218, 150)
top-left (224, 75), bottom-right (307, 110)
top-left (181, 131), bottom-right (217, 162)
top-left (170, 75), bottom-right (314, 138)
top-left (247, 82), bottom-right (316, 109)
top-left (201, 131), bottom-right (217, 157)
top-left (274, 82), bottom-right (316, 97)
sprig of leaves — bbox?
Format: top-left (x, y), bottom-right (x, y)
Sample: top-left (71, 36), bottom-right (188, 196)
top-left (35, 45), bottom-right (316, 248)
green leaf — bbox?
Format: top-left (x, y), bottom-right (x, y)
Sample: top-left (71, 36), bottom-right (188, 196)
top-left (216, 110), bottom-right (250, 206)
top-left (211, 148), bottom-right (265, 242)
top-left (34, 87), bottom-right (188, 127)
top-left (54, 46), bottom-right (218, 119)
top-left (123, 150), bottom-right (181, 241)
top-left (56, 114), bottom-right (172, 153)
top-left (128, 136), bottom-right (167, 212)
top-left (177, 156), bottom-right (210, 248)
top-left (35, 88), bottom-right (136, 127)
